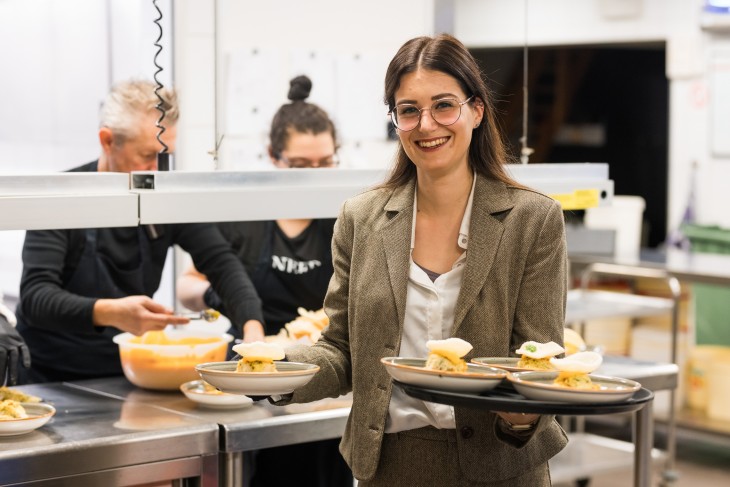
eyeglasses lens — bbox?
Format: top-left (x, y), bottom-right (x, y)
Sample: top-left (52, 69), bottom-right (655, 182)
top-left (392, 99), bottom-right (462, 131)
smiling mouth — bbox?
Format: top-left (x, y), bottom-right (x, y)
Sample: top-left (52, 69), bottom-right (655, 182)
top-left (417, 137), bottom-right (450, 149)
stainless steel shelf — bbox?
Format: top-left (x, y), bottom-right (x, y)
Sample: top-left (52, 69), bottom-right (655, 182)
top-left (131, 168), bottom-right (387, 224)
top-left (550, 433), bottom-right (665, 484)
top-left (0, 173), bottom-right (138, 230)
top-left (566, 289), bottom-right (674, 323)
top-left (0, 163), bottom-right (614, 229)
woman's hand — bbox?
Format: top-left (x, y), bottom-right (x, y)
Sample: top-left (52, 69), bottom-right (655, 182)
top-left (495, 411), bottom-right (540, 427)
top-left (93, 296), bottom-right (189, 335)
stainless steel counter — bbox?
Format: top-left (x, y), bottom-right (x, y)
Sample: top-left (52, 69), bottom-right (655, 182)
top-left (71, 377), bottom-right (352, 487)
top-left (0, 382), bottom-right (219, 486)
top-left (570, 248), bottom-right (730, 286)
top-left (1, 359), bottom-right (675, 487)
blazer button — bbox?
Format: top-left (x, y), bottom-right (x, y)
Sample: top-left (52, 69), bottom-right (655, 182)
top-left (460, 426), bottom-right (474, 439)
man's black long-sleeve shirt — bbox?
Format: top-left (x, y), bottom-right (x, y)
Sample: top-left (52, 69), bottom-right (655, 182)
top-left (17, 161), bottom-right (263, 339)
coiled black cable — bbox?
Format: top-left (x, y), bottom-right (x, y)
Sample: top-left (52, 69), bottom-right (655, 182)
top-left (152, 0), bottom-right (170, 170)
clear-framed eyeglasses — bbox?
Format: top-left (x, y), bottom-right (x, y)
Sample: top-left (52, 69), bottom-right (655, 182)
top-left (277, 154), bottom-right (340, 168)
top-left (389, 95), bottom-right (474, 132)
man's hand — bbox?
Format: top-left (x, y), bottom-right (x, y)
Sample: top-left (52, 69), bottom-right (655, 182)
top-left (93, 295), bottom-right (190, 335)
top-left (1, 315), bottom-right (30, 386)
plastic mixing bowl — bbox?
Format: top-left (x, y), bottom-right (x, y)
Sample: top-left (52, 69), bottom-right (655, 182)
top-left (113, 329), bottom-right (233, 390)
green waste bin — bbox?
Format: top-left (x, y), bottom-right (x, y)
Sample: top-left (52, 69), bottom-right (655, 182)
top-left (681, 224), bottom-right (730, 346)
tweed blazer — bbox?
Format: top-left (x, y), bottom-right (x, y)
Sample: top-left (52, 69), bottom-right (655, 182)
top-left (283, 173), bottom-right (569, 483)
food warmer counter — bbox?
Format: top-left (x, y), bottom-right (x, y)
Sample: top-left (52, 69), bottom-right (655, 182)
top-left (0, 382), bottom-right (219, 486)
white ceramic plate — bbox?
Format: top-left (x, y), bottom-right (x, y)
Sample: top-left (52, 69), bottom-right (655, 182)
top-left (195, 361), bottom-right (319, 396)
top-left (508, 371), bottom-right (641, 404)
top-left (471, 357), bottom-right (548, 372)
top-left (381, 357), bottom-right (506, 393)
top-left (0, 403), bottom-right (56, 436)
top-left (180, 380), bottom-right (254, 409)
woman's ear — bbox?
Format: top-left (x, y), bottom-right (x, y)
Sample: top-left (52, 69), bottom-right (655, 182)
top-left (473, 97), bottom-right (485, 127)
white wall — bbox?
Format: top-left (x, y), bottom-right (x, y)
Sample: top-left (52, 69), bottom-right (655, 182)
top-left (453, 0), bottom-right (730, 231)
top-left (173, 0), bottom-right (436, 172)
top-left (0, 0), bottom-right (174, 304)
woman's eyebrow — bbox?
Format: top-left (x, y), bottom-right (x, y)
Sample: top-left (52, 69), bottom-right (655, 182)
top-left (395, 93), bottom-right (459, 105)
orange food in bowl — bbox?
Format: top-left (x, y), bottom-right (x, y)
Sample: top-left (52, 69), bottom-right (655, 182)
top-left (114, 330), bottom-right (232, 390)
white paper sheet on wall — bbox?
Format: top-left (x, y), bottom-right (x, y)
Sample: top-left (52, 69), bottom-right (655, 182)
top-left (337, 51), bottom-right (391, 141)
top-left (288, 48), bottom-right (338, 118)
top-left (710, 48), bottom-right (730, 158)
top-left (225, 47), bottom-right (286, 137)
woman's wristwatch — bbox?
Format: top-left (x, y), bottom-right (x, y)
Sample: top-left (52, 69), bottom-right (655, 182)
top-left (502, 416), bottom-right (538, 431)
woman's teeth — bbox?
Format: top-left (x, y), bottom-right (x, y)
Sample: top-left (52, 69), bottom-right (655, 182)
top-left (418, 137), bottom-right (448, 148)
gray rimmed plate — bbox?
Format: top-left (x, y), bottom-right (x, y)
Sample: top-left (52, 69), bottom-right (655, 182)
top-left (196, 361), bottom-right (319, 396)
top-left (0, 403), bottom-right (56, 436)
top-left (508, 371), bottom-right (641, 404)
top-left (381, 357), bottom-right (507, 393)
top-left (471, 357), bottom-right (549, 372)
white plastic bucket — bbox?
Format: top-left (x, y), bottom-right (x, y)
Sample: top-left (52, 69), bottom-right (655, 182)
top-left (585, 195), bottom-right (646, 258)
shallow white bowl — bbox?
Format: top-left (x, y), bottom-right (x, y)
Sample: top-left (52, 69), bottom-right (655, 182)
top-left (381, 357), bottom-right (507, 393)
top-left (0, 403), bottom-right (56, 436)
top-left (508, 371), bottom-right (641, 404)
top-left (180, 380), bottom-right (253, 409)
top-left (196, 361), bottom-right (319, 396)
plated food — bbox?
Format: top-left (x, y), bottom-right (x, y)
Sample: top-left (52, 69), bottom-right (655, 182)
top-left (0, 401), bottom-right (56, 436)
top-left (473, 329), bottom-right (595, 372)
top-left (180, 380), bottom-right (254, 409)
top-left (266, 307), bottom-right (330, 346)
top-left (563, 327), bottom-right (586, 355)
top-left (550, 351), bottom-right (604, 390)
top-left (507, 371), bottom-right (641, 404)
top-left (196, 361), bottom-right (320, 396)
top-left (0, 386), bottom-right (41, 404)
top-left (381, 357), bottom-right (506, 393)
top-left (424, 338), bottom-right (472, 372)
top-left (515, 341), bottom-right (565, 370)
top-left (233, 342), bottom-right (286, 372)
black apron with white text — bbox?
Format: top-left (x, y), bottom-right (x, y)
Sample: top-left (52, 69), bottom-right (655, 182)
top-left (19, 227), bottom-right (152, 382)
top-left (250, 221), bottom-right (333, 335)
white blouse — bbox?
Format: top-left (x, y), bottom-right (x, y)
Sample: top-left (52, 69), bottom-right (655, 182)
top-left (385, 175), bottom-right (476, 433)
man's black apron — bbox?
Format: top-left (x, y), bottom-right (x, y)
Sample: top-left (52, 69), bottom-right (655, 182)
top-left (20, 227), bottom-right (152, 383)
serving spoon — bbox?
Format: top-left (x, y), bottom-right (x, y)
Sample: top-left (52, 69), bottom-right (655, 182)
top-left (179, 308), bottom-right (221, 322)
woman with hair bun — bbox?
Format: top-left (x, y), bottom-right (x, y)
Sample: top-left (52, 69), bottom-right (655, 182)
top-left (177, 75), bottom-right (352, 487)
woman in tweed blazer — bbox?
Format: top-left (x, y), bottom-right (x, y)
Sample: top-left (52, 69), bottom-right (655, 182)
top-left (280, 34), bottom-right (568, 486)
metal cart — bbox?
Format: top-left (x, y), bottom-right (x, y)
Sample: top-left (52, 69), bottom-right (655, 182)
top-left (563, 262), bottom-right (682, 486)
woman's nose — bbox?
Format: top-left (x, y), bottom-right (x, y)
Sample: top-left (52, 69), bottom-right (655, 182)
top-left (418, 109), bottom-right (439, 131)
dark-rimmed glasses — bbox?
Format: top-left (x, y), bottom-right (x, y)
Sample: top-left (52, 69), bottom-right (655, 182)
top-left (277, 154), bottom-right (340, 168)
top-left (389, 95), bottom-right (474, 132)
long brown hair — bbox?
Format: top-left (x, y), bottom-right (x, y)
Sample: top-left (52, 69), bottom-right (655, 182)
top-left (382, 34), bottom-right (521, 189)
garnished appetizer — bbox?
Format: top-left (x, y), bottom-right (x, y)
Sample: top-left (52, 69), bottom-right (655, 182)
top-left (563, 328), bottom-right (587, 356)
top-left (424, 338), bottom-right (473, 372)
top-left (0, 386), bottom-right (41, 403)
top-left (515, 341), bottom-right (565, 370)
top-left (232, 341), bottom-right (286, 373)
top-left (0, 399), bottom-right (28, 420)
top-left (550, 351), bottom-right (603, 390)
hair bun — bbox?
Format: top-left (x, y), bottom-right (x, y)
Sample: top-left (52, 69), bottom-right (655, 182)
top-left (288, 75), bottom-right (312, 102)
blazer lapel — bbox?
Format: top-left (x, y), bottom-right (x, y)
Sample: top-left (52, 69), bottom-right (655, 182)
top-left (379, 180), bottom-right (415, 334)
top-left (453, 176), bottom-right (515, 334)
